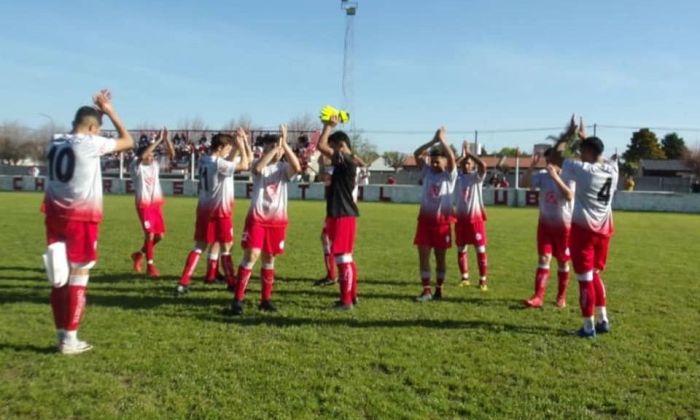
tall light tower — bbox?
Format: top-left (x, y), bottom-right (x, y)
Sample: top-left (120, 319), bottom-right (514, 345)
top-left (340, 0), bottom-right (358, 132)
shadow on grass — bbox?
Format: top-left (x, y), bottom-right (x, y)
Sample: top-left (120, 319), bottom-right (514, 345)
top-left (0, 343), bottom-right (57, 354)
top-left (0, 265), bottom-right (45, 273)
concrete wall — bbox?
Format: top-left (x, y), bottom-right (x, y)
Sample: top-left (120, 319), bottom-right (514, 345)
top-left (3, 175), bottom-right (700, 214)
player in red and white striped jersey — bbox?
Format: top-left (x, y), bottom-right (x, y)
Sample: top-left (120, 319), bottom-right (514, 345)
top-left (555, 120), bottom-right (619, 337)
top-left (522, 148), bottom-right (575, 308)
top-left (229, 125), bottom-right (301, 315)
top-left (454, 141), bottom-right (490, 291)
top-left (43, 89), bottom-right (134, 354)
top-left (129, 128), bottom-right (175, 278)
top-left (412, 127), bottom-right (457, 301)
top-left (175, 129), bottom-right (251, 295)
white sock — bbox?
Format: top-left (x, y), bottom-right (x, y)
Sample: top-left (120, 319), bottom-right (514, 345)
top-left (461, 273), bottom-right (469, 280)
top-left (583, 317), bottom-right (595, 333)
top-left (65, 330), bottom-right (78, 342)
top-left (596, 307), bottom-right (608, 323)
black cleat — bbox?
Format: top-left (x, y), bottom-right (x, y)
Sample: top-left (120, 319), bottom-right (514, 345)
top-left (228, 300), bottom-right (244, 316)
top-left (259, 300), bottom-right (278, 312)
top-left (332, 301), bottom-right (354, 311)
top-left (314, 278), bottom-right (338, 287)
top-left (432, 288), bottom-right (443, 301)
top-left (175, 284), bottom-right (189, 296)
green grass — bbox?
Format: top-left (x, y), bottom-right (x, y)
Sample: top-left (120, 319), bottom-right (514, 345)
top-left (1, 192), bottom-right (699, 419)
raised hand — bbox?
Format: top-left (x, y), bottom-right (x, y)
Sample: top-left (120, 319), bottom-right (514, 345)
top-left (92, 89), bottom-right (114, 114)
top-left (564, 114), bottom-right (577, 137)
top-left (577, 117), bottom-right (587, 139)
top-left (279, 124), bottom-right (288, 143)
top-left (434, 126), bottom-right (447, 144)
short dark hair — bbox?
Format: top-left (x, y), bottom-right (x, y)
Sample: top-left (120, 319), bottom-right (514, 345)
top-left (260, 133), bottom-right (280, 145)
top-left (329, 130), bottom-right (352, 151)
top-left (298, 135), bottom-right (309, 144)
top-left (581, 136), bottom-right (605, 157)
top-left (543, 147), bottom-right (553, 158)
top-left (210, 133), bottom-right (234, 151)
top-left (72, 106), bottom-right (102, 128)
top-left (429, 146), bottom-right (446, 157)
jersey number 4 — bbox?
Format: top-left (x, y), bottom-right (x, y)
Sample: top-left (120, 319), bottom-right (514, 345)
top-left (47, 146), bottom-right (76, 182)
top-left (597, 177), bottom-right (612, 204)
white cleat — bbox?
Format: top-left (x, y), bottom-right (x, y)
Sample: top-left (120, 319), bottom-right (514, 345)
top-left (59, 339), bottom-right (93, 355)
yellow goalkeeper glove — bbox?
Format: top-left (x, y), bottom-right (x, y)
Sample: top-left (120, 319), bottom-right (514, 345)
top-left (319, 105), bottom-right (350, 124)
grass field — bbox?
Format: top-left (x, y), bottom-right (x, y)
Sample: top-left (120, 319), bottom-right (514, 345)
top-left (0, 192), bottom-right (699, 419)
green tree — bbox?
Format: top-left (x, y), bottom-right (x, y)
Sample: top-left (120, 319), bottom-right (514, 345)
top-left (497, 147), bottom-right (519, 157)
top-left (381, 151), bottom-right (407, 172)
top-left (661, 132), bottom-right (687, 159)
top-left (350, 131), bottom-right (379, 164)
top-left (622, 128), bottom-right (666, 162)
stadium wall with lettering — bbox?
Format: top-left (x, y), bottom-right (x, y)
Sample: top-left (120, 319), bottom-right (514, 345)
top-left (2, 176), bottom-right (699, 214)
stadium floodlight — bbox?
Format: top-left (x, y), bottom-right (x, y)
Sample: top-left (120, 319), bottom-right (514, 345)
top-left (341, 0), bottom-right (357, 15)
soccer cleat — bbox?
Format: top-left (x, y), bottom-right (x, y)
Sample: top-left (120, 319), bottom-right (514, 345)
top-left (415, 292), bottom-right (433, 302)
top-left (478, 280), bottom-right (489, 291)
top-left (59, 339), bottom-right (93, 355)
top-left (555, 296), bottom-right (567, 308)
top-left (131, 252), bottom-right (144, 273)
top-left (332, 301), bottom-right (354, 311)
top-left (228, 300), bottom-right (244, 316)
top-left (524, 296), bottom-right (543, 308)
top-left (314, 278), bottom-right (337, 287)
top-left (259, 300), bottom-right (278, 312)
top-left (576, 328), bottom-right (596, 338)
top-left (595, 321), bottom-right (611, 334)
top-left (146, 264), bottom-right (160, 278)
top-left (432, 288), bottom-right (443, 301)
top-left (458, 279), bottom-right (471, 287)
top-left (174, 284), bottom-right (189, 296)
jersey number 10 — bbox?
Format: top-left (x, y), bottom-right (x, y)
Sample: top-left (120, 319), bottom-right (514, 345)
top-left (47, 146), bottom-right (76, 183)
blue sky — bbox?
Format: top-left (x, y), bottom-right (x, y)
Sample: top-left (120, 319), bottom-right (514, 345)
top-left (1, 0), bottom-right (699, 153)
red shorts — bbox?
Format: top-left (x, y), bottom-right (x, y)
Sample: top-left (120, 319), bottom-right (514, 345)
top-left (570, 223), bottom-right (611, 274)
top-left (194, 209), bottom-right (233, 244)
top-left (242, 219), bottom-right (288, 255)
top-left (136, 204), bottom-right (165, 234)
top-left (45, 218), bottom-right (99, 265)
top-left (325, 216), bottom-right (356, 255)
top-left (455, 218), bottom-right (487, 247)
top-left (537, 222), bottom-right (571, 262)
top-left (414, 220), bottom-right (452, 249)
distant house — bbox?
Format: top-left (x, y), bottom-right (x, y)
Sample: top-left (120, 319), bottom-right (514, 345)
top-left (401, 155), bottom-right (547, 173)
top-left (639, 160), bottom-right (692, 177)
top-left (368, 157), bottom-right (394, 173)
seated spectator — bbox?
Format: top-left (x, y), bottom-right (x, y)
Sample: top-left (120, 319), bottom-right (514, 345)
top-left (387, 176), bottom-right (397, 185)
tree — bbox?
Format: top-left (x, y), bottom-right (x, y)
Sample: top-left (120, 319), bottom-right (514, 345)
top-left (623, 128), bottom-right (666, 162)
top-left (350, 131), bottom-right (379, 164)
top-left (661, 132), bottom-right (687, 160)
top-left (287, 113), bottom-right (320, 134)
top-left (382, 151), bottom-right (407, 172)
top-left (497, 147), bottom-right (519, 157)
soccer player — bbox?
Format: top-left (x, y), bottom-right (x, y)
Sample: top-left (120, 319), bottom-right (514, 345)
top-left (521, 148), bottom-right (574, 308)
top-left (554, 120), bottom-right (618, 337)
top-left (454, 141), bottom-right (490, 291)
top-left (129, 128), bottom-right (175, 278)
top-left (175, 129), bottom-right (250, 295)
top-left (412, 127), bottom-right (457, 301)
top-left (317, 115), bottom-right (360, 310)
top-left (43, 89), bottom-right (134, 354)
top-left (229, 125), bottom-right (301, 315)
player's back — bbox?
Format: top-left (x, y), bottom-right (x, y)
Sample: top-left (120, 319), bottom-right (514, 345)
top-left (532, 170), bottom-right (574, 227)
top-left (455, 170), bottom-right (486, 222)
top-left (44, 133), bottom-right (116, 222)
top-left (197, 154), bottom-right (238, 218)
top-left (563, 159), bottom-right (618, 235)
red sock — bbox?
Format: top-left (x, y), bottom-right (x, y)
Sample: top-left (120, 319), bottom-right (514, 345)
top-left (261, 267), bottom-right (275, 301)
top-left (534, 267), bottom-right (550, 299)
top-left (477, 252), bottom-right (488, 278)
top-left (350, 261), bottom-right (358, 300)
top-left (557, 269), bottom-right (570, 299)
top-left (50, 285), bottom-right (69, 330)
top-left (66, 285), bottom-right (87, 331)
top-left (457, 251), bottom-right (468, 277)
top-left (179, 250), bottom-right (201, 286)
top-left (593, 272), bottom-right (607, 307)
top-left (205, 255), bottom-right (219, 281)
top-left (578, 280), bottom-right (596, 317)
top-left (144, 238), bottom-right (155, 264)
top-left (337, 262), bottom-right (353, 305)
top-left (324, 253), bottom-right (337, 280)
top-left (221, 253), bottom-right (236, 288)
top-left (421, 271), bottom-right (431, 294)
top-left (235, 265), bottom-right (253, 301)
